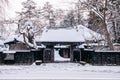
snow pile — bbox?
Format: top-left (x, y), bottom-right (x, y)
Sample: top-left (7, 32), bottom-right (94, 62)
top-left (54, 50), bottom-right (70, 61)
top-left (0, 63), bottom-right (120, 79)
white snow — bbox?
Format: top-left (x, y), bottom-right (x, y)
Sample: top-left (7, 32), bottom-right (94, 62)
top-left (0, 40), bottom-right (6, 51)
top-left (77, 44), bottom-right (85, 48)
top-left (54, 49), bottom-right (70, 61)
top-left (40, 25), bottom-right (104, 42)
top-left (54, 45), bottom-right (70, 48)
top-left (0, 40), bottom-right (4, 45)
top-left (4, 34), bottom-right (37, 49)
top-left (4, 35), bottom-right (24, 44)
top-left (0, 63), bottom-right (120, 79)
top-left (37, 45), bottom-right (46, 48)
top-left (40, 27), bottom-right (85, 42)
top-left (3, 51), bottom-right (16, 53)
top-left (76, 25), bottom-right (104, 41)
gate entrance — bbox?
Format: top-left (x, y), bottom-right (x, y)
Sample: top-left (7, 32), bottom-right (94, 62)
top-left (54, 49), bottom-right (70, 62)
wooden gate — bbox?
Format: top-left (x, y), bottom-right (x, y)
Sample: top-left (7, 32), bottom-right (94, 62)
top-left (43, 48), bottom-right (54, 62)
top-left (73, 49), bottom-right (81, 62)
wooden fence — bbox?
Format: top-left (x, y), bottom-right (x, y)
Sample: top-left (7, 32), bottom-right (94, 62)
top-left (0, 48), bottom-right (120, 65)
top-left (80, 49), bottom-right (120, 65)
top-left (0, 49), bottom-right (44, 65)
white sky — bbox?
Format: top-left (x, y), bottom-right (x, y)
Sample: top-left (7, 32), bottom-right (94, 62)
top-left (6, 0), bottom-right (77, 19)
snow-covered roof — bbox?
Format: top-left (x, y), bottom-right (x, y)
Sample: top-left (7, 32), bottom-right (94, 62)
top-left (37, 44), bottom-right (46, 48)
top-left (39, 25), bottom-right (104, 42)
top-left (4, 35), bottom-right (24, 44)
top-left (54, 45), bottom-right (70, 48)
top-left (113, 43), bottom-right (120, 46)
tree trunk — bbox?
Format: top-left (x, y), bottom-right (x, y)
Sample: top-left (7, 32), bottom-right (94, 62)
top-left (112, 21), bottom-right (117, 42)
top-left (103, 21), bottom-right (114, 50)
top-left (103, 0), bottom-right (114, 50)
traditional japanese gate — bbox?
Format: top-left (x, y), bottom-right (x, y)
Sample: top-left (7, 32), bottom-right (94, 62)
top-left (54, 47), bottom-right (70, 62)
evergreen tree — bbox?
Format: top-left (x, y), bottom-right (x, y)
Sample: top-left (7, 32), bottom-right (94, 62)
top-left (42, 2), bottom-right (56, 28)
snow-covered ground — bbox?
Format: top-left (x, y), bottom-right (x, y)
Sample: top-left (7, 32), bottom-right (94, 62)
top-left (54, 49), bottom-right (70, 61)
top-left (0, 63), bottom-right (120, 79)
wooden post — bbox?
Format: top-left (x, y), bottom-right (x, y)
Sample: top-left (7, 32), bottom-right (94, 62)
top-left (51, 48), bottom-right (54, 62)
top-left (80, 49), bottom-right (82, 61)
top-left (70, 45), bottom-right (73, 62)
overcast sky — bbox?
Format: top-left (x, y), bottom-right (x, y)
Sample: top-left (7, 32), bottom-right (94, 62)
top-left (6, 0), bottom-right (77, 19)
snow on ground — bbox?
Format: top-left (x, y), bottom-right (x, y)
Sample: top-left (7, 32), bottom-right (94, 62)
top-left (0, 63), bottom-right (120, 79)
top-left (54, 49), bottom-right (70, 61)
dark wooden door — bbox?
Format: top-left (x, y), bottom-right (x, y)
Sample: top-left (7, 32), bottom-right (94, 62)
top-left (73, 50), bottom-right (81, 62)
top-left (43, 49), bottom-right (53, 62)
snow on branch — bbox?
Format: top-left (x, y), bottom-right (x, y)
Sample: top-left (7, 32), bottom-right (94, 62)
top-left (91, 9), bottom-right (104, 20)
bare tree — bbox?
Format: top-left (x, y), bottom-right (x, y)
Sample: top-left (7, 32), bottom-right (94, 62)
top-left (110, 0), bottom-right (120, 43)
top-left (82, 0), bottom-right (117, 50)
top-left (88, 9), bottom-right (105, 35)
top-left (16, 0), bottom-right (43, 49)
